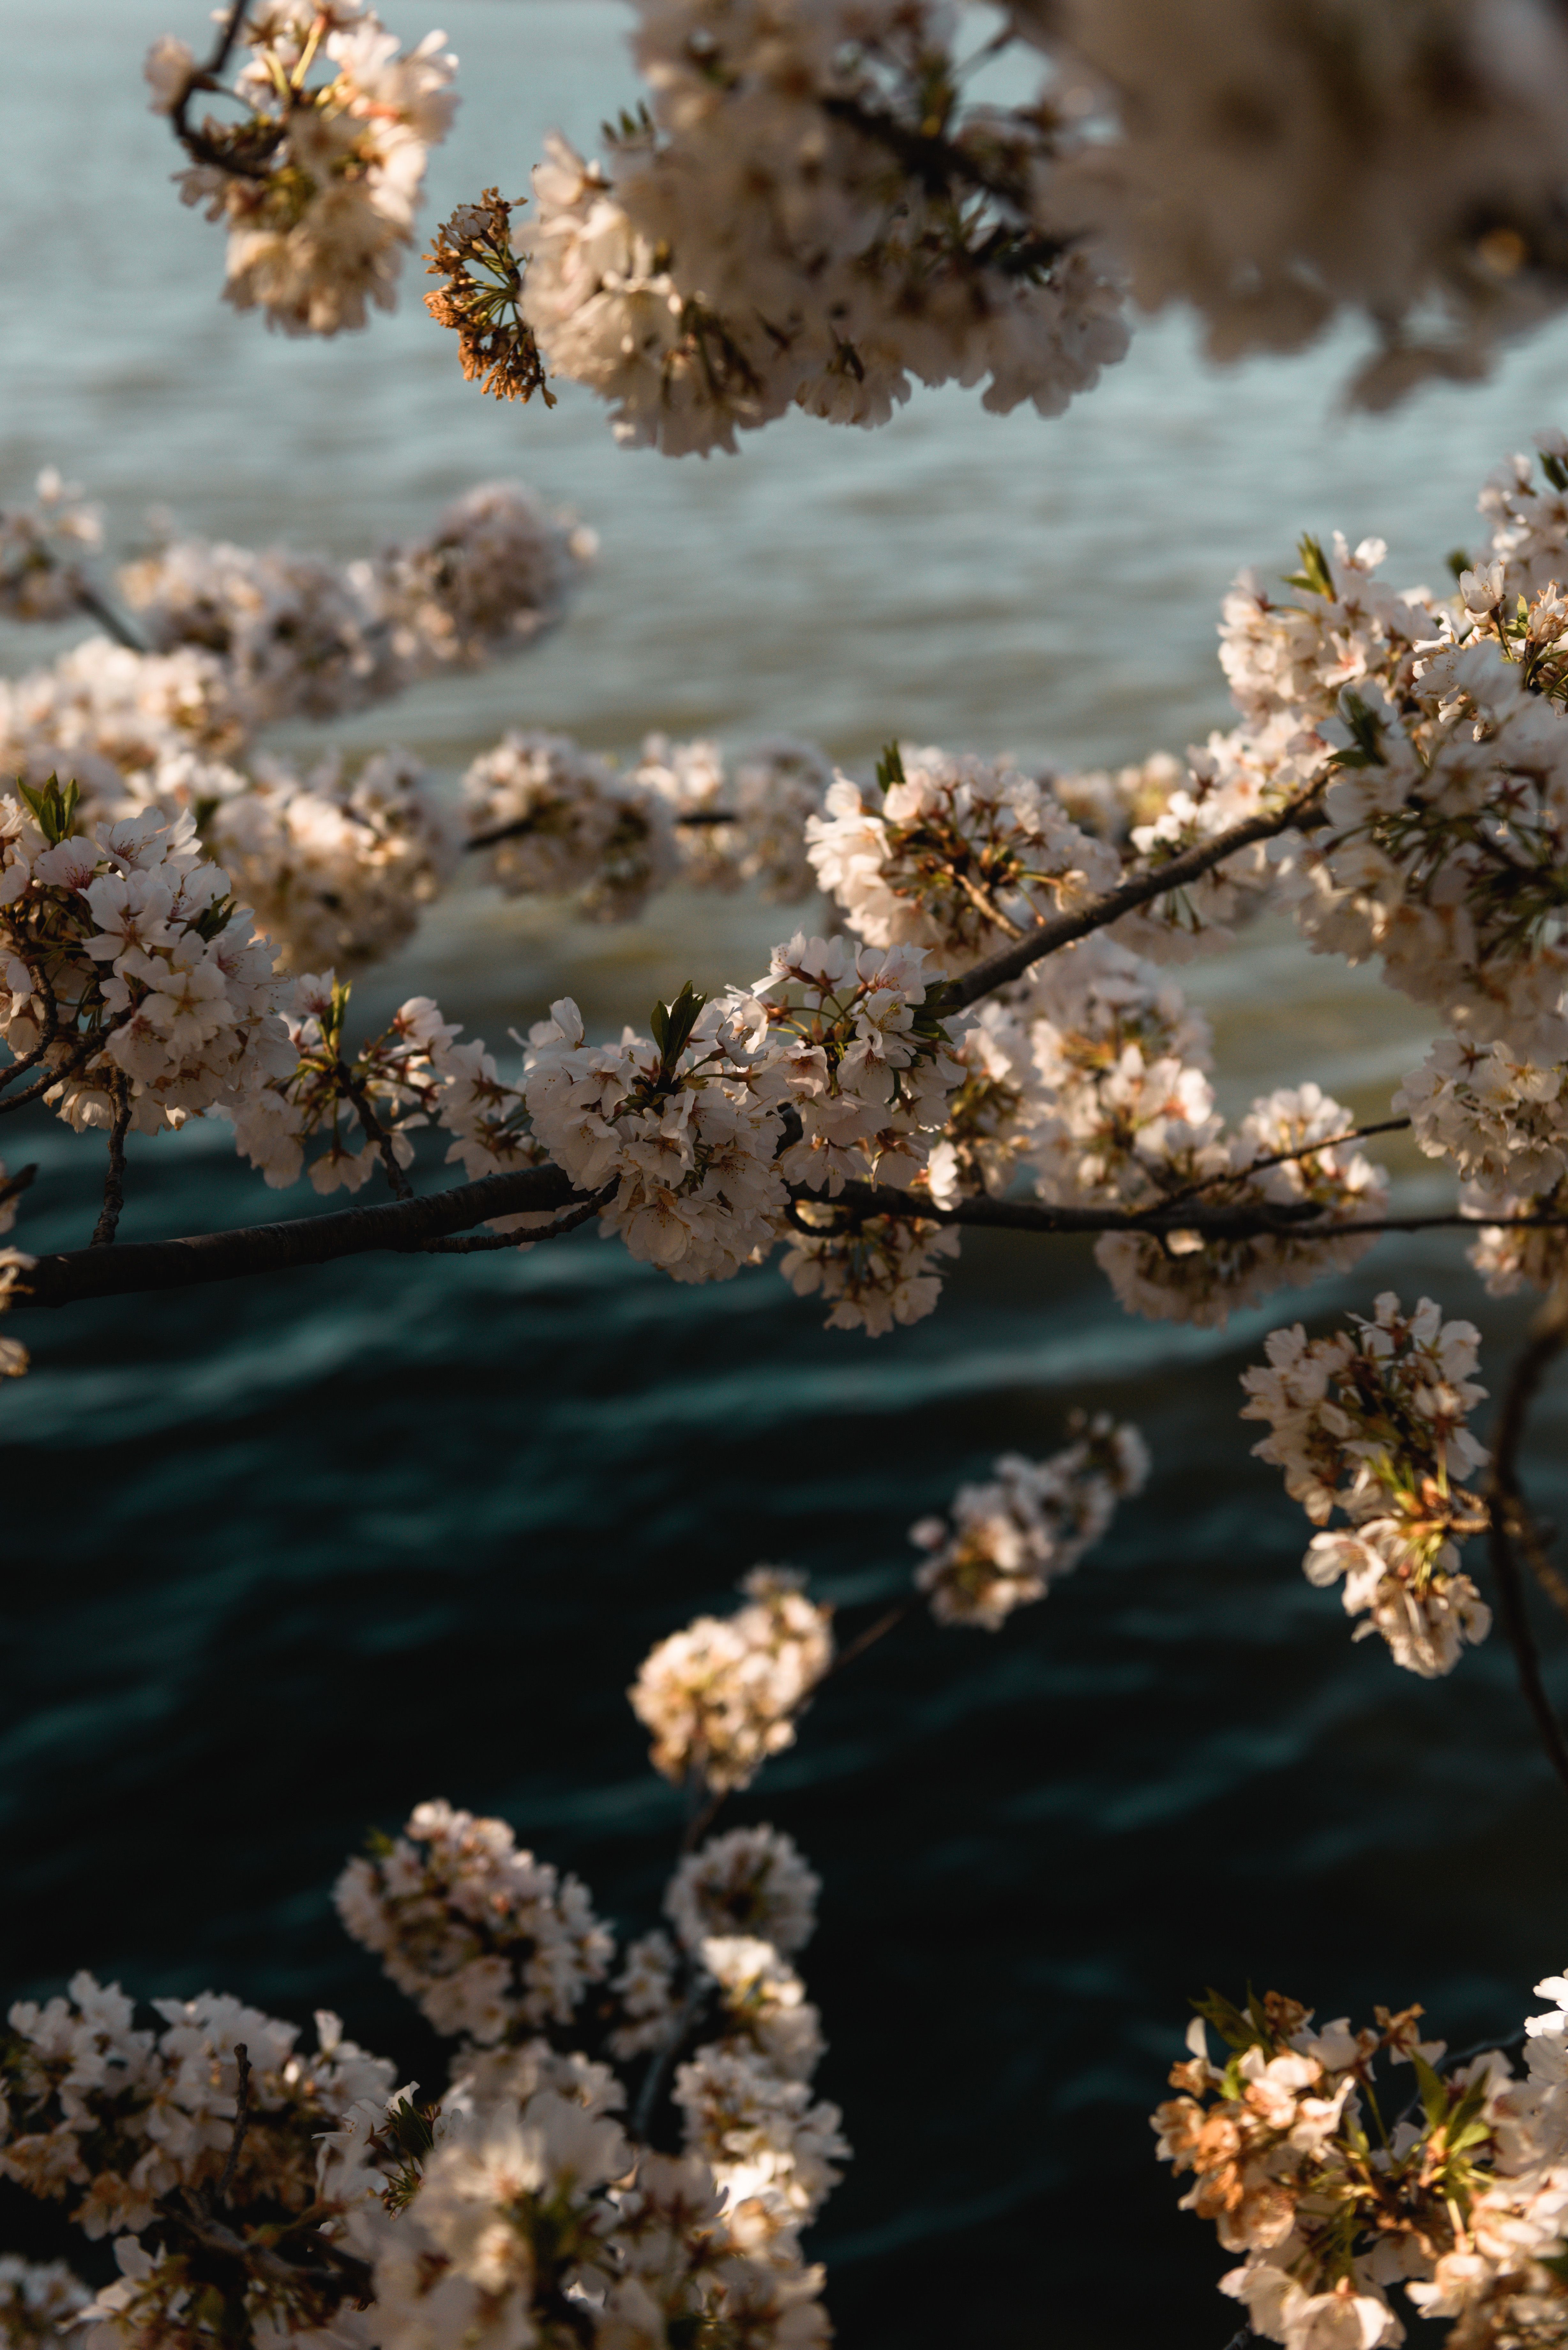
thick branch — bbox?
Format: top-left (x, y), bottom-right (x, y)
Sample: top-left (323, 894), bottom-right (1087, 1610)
top-left (945, 790), bottom-right (1324, 1010)
top-left (12, 1163), bottom-right (581, 1309)
top-left (1486, 1284), bottom-right (1568, 1799)
top-left (802, 1181), bottom-right (1568, 1245)
top-left (89, 1077), bottom-right (132, 1247)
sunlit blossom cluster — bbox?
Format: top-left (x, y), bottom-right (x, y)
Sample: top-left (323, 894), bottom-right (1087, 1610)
top-left (630, 1566), bottom-right (834, 1793)
top-left (512, 2), bottom-right (1129, 458)
top-left (1154, 1968), bottom-right (1568, 2350)
top-left (1241, 1293), bottom-right (1492, 1679)
top-left (909, 1416), bottom-right (1149, 1630)
top-left (152, 4), bottom-right (458, 337)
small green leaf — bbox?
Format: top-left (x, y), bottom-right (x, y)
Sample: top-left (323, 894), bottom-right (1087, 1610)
top-left (1446, 548), bottom-right (1475, 581)
top-left (1410, 2048), bottom-right (1449, 2132)
top-left (1285, 534), bottom-right (1335, 600)
top-left (1191, 1987), bottom-right (1261, 2052)
top-left (1543, 451), bottom-right (1568, 493)
top-left (17, 772), bottom-right (80, 847)
top-left (875, 741), bottom-right (907, 795)
top-left (651, 980), bottom-right (707, 1077)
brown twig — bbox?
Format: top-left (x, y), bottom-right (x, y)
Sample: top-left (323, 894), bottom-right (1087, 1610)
top-left (945, 788), bottom-right (1325, 1011)
top-left (215, 2043), bottom-right (252, 2207)
top-left (336, 1061), bottom-right (413, 1202)
top-left (68, 573), bottom-right (150, 656)
top-left (825, 1601), bottom-right (910, 1679)
top-left (170, 0), bottom-right (288, 181)
top-left (418, 1183), bottom-right (615, 1253)
top-left (465, 809), bottom-right (739, 853)
top-left (89, 1077), bottom-right (133, 1246)
top-left (1486, 1283), bottom-right (1568, 1799)
top-left (1149, 1119), bottom-right (1413, 1216)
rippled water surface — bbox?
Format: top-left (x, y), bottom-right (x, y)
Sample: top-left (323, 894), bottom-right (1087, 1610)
top-left (7, 6), bottom-right (1568, 2342)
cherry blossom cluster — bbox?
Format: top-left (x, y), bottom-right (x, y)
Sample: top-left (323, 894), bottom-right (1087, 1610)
top-left (333, 1799), bottom-right (615, 2045)
top-left (510, 1), bottom-right (1129, 458)
top-left (1154, 1969), bottom-right (1568, 2350)
top-left (1037, 0), bottom-right (1568, 408)
top-left (805, 747), bottom-right (1121, 968)
top-left (119, 481), bottom-right (589, 727)
top-left (630, 1566), bottom-right (834, 1794)
top-left (0, 1811), bottom-right (838, 2350)
top-left (148, 5), bottom-right (458, 338)
top-left (0, 2260), bottom-right (88, 2350)
top-left (207, 749), bottom-right (459, 973)
top-left (230, 975), bottom-right (452, 1194)
top-left (0, 472), bottom-right (103, 625)
top-left (464, 729), bottom-right (831, 921)
top-left (0, 1972), bottom-right (395, 2240)
top-left (0, 781), bottom-right (291, 1141)
top-left (1240, 1294), bottom-right (1493, 1679)
top-left (909, 1415), bottom-right (1149, 1630)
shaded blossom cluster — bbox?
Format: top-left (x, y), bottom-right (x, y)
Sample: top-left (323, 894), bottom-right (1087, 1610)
top-left (1241, 1294), bottom-right (1492, 1679)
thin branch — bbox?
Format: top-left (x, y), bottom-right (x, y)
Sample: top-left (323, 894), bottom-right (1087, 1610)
top-left (1486, 1282), bottom-right (1568, 1800)
top-left (795, 1179), bottom-right (1568, 1246)
top-left (417, 1183), bottom-right (614, 1253)
top-left (215, 2043), bottom-right (252, 2207)
top-left (89, 1077), bottom-right (132, 1246)
top-left (945, 788), bottom-right (1325, 1011)
top-left (171, 0), bottom-right (288, 181)
top-left (336, 1062), bottom-right (412, 1202)
top-left (630, 1972), bottom-right (710, 2143)
top-left (825, 1601), bottom-right (910, 1679)
top-left (465, 809), bottom-right (739, 854)
top-left (11, 1162), bottom-right (584, 1310)
top-left (68, 573), bottom-right (150, 655)
top-left (1150, 1119), bottom-right (1412, 1216)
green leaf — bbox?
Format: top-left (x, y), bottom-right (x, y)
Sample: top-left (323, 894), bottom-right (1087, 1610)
top-left (1543, 451), bottom-right (1568, 494)
top-left (1332, 690), bottom-right (1386, 770)
top-left (875, 741), bottom-right (907, 795)
top-left (651, 980), bottom-right (707, 1076)
top-left (1285, 534), bottom-right (1335, 600)
top-left (1409, 2048), bottom-right (1449, 2132)
top-left (17, 772), bottom-right (80, 847)
top-left (385, 2096), bottom-right (438, 2159)
top-left (1191, 1987), bottom-right (1262, 2052)
top-left (1446, 548), bottom-right (1474, 581)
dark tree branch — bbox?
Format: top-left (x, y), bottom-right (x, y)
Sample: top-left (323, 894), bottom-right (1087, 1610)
top-left (336, 1061), bottom-right (413, 1202)
top-left (1486, 1284), bottom-right (1568, 1799)
top-left (11, 1163), bottom-right (582, 1309)
top-left (1151, 1118), bottom-right (1412, 1215)
top-left (945, 788), bottom-right (1325, 1011)
top-left (89, 1077), bottom-right (132, 1247)
top-left (465, 809), bottom-right (739, 853)
top-left (68, 573), bottom-right (150, 656)
top-left (171, 0), bottom-right (288, 181)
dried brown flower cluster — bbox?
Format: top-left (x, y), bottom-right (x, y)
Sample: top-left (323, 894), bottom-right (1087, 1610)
top-left (424, 191), bottom-right (553, 404)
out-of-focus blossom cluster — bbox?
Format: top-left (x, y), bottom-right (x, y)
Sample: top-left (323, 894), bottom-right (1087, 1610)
top-left (1155, 1969), bottom-right (1568, 2350)
top-left (0, 1159), bottom-right (33, 1382)
top-left (1241, 1293), bottom-right (1492, 1679)
top-left (121, 482), bottom-right (588, 725)
top-left (630, 1567), bottom-right (834, 1793)
top-left (0, 473), bottom-right (103, 625)
top-left (510, 0), bottom-right (1129, 458)
top-left (909, 1415), bottom-right (1149, 1630)
top-left (150, 5), bottom-right (458, 337)
top-left (464, 729), bottom-right (832, 921)
top-left (0, 2260), bottom-right (89, 2350)
top-left (207, 750), bottom-right (458, 973)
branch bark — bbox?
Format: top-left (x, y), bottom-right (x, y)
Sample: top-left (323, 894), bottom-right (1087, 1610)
top-left (12, 1163), bottom-right (581, 1309)
top-left (945, 789), bottom-right (1324, 1010)
top-left (1486, 1283), bottom-right (1568, 1799)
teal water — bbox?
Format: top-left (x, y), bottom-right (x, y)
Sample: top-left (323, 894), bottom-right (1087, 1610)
top-left (5, 6), bottom-right (1568, 2342)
